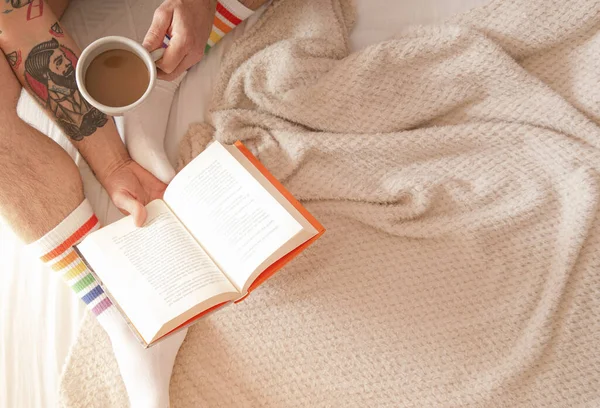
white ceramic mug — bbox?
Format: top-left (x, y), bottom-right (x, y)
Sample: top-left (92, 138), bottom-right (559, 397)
top-left (75, 35), bottom-right (169, 116)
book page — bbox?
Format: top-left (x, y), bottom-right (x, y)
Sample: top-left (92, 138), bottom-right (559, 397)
top-left (77, 200), bottom-right (239, 344)
top-left (164, 142), bottom-right (305, 291)
top-left (224, 144), bottom-right (319, 237)
top-left (224, 143), bottom-right (320, 292)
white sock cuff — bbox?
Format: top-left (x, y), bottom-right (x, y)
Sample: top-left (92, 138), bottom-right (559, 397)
top-left (218, 0), bottom-right (254, 20)
top-left (27, 199), bottom-right (98, 259)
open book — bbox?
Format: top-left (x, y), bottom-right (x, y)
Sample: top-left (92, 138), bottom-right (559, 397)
top-left (75, 141), bottom-right (324, 347)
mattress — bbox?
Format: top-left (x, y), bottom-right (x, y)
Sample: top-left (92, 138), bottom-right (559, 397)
top-left (0, 0), bottom-right (491, 407)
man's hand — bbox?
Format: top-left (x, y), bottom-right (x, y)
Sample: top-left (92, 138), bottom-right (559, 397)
top-left (101, 159), bottom-right (167, 227)
top-left (143, 0), bottom-right (216, 81)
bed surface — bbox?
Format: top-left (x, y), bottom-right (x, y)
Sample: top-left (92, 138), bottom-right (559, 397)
top-left (0, 0), bottom-right (491, 407)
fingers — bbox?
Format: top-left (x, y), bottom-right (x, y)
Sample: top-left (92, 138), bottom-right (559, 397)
top-left (155, 28), bottom-right (189, 75)
top-left (156, 40), bottom-right (186, 75)
top-left (143, 6), bottom-right (173, 52)
top-left (145, 0), bottom-right (214, 80)
top-left (112, 191), bottom-right (148, 227)
top-left (155, 6), bottom-right (201, 75)
top-left (157, 52), bottom-right (203, 81)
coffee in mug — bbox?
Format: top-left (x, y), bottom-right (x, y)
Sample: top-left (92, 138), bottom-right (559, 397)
top-left (85, 49), bottom-right (150, 108)
top-left (76, 35), bottom-right (169, 115)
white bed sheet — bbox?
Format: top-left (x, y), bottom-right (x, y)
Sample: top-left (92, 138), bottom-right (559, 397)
top-left (0, 1), bottom-right (491, 407)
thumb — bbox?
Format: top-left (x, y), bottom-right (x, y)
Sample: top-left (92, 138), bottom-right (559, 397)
top-left (143, 6), bottom-right (172, 52)
top-left (112, 191), bottom-right (148, 227)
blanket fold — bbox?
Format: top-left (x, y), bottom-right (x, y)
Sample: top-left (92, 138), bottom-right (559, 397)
top-left (60, 0), bottom-right (600, 406)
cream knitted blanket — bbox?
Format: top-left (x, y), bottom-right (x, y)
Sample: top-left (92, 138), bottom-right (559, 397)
top-left (60, 0), bottom-right (600, 406)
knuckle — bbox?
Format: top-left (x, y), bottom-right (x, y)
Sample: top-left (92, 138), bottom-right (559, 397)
top-left (154, 6), bottom-right (171, 22)
top-left (146, 28), bottom-right (161, 40)
top-left (154, 7), bottom-right (166, 19)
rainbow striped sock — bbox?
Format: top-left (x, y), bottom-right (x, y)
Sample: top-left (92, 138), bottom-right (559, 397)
top-left (28, 200), bottom-right (187, 407)
top-left (205, 0), bottom-right (254, 54)
top-left (28, 200), bottom-right (119, 323)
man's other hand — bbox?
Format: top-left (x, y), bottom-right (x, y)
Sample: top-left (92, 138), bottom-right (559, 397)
top-left (143, 0), bottom-right (216, 81)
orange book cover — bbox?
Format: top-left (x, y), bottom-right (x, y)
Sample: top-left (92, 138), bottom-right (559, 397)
top-left (159, 141), bottom-right (325, 338)
top-left (233, 141), bottom-right (326, 299)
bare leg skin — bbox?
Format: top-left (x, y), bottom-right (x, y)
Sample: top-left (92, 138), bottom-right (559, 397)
top-left (0, 51), bottom-right (83, 243)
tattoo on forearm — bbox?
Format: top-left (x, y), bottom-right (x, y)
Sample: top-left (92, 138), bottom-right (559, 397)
top-left (24, 38), bottom-right (108, 141)
top-left (4, 50), bottom-right (22, 69)
top-left (49, 21), bottom-right (63, 37)
top-left (10, 0), bottom-right (34, 8)
top-left (2, 0), bottom-right (30, 14)
top-left (25, 0), bottom-right (43, 20)
top-left (2, 0), bottom-right (43, 20)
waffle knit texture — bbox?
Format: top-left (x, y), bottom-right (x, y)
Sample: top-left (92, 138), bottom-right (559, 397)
top-left (206, 0), bottom-right (254, 54)
top-left (60, 0), bottom-right (600, 406)
top-left (27, 200), bottom-right (118, 320)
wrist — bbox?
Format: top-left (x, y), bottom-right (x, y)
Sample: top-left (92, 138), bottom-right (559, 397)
top-left (72, 123), bottom-right (131, 185)
top-left (96, 153), bottom-right (132, 184)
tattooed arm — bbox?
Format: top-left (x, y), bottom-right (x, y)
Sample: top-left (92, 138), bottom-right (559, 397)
top-left (0, 1), bottom-right (166, 225)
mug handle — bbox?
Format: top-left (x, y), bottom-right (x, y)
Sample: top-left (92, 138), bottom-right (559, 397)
top-left (149, 34), bottom-right (171, 62)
